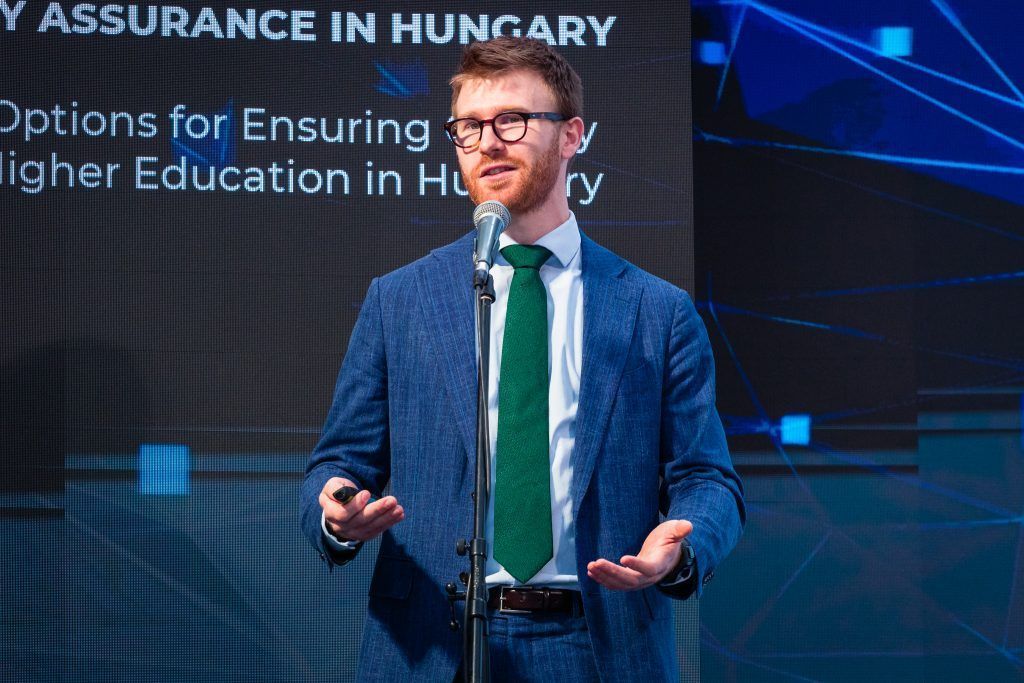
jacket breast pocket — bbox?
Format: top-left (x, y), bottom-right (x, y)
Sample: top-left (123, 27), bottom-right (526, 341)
top-left (618, 358), bottom-right (658, 400)
top-left (621, 357), bottom-right (651, 378)
top-left (368, 555), bottom-right (414, 601)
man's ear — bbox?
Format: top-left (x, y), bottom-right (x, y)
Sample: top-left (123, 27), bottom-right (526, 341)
top-left (561, 117), bottom-right (585, 160)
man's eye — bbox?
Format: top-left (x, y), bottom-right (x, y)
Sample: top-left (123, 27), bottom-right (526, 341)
top-left (495, 114), bottom-right (522, 127)
top-left (461, 120), bottom-right (481, 132)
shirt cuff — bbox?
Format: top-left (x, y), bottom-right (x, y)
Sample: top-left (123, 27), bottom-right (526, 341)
top-left (321, 510), bottom-right (361, 551)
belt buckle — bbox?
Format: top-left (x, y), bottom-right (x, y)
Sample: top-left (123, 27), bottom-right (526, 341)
top-left (498, 586), bottom-right (531, 614)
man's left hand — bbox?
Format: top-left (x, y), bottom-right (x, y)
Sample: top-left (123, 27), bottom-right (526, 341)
top-left (586, 519), bottom-right (693, 590)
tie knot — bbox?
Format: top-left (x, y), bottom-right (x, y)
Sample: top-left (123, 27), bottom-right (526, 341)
top-left (501, 244), bottom-right (552, 270)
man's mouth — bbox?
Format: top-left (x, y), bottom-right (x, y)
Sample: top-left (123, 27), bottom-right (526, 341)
top-left (480, 164), bottom-right (516, 179)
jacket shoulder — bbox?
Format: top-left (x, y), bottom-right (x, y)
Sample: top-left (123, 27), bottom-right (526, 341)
top-left (373, 232), bottom-right (474, 293)
top-left (583, 235), bottom-right (694, 312)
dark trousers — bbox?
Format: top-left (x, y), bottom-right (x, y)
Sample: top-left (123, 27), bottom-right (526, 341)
top-left (453, 602), bottom-right (599, 682)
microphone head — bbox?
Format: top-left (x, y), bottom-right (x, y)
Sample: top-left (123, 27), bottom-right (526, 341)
top-left (472, 200), bottom-right (510, 274)
top-left (473, 200), bottom-right (511, 230)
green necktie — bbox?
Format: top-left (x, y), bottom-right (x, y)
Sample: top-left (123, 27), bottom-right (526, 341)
top-left (493, 244), bottom-right (553, 583)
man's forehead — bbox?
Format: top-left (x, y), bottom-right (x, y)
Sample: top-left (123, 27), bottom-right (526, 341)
top-left (454, 70), bottom-right (557, 116)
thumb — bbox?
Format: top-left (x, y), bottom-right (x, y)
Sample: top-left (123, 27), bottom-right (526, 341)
top-left (664, 519), bottom-right (693, 543)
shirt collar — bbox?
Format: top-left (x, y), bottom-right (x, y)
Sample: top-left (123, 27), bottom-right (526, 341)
top-left (496, 212), bottom-right (581, 268)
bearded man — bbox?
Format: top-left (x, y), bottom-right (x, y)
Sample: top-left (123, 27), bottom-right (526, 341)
top-left (300, 36), bottom-right (744, 682)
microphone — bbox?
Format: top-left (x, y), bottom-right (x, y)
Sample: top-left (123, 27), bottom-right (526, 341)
top-left (472, 200), bottom-right (510, 277)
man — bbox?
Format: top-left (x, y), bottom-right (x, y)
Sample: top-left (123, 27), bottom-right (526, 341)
top-left (300, 37), bottom-right (744, 681)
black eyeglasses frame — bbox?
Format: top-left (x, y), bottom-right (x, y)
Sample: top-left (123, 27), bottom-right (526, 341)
top-left (444, 111), bottom-right (568, 148)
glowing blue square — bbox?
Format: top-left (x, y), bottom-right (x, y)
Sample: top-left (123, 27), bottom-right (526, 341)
top-left (698, 41), bottom-right (727, 66)
top-left (780, 415), bottom-right (811, 446)
top-left (872, 27), bottom-right (913, 58)
top-left (139, 444), bottom-right (190, 495)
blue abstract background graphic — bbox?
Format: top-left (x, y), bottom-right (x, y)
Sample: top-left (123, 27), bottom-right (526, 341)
top-left (696, 0), bottom-right (1024, 207)
top-left (374, 60), bottom-right (431, 98)
top-left (693, 0), bottom-right (1023, 680)
top-left (171, 100), bottom-right (236, 168)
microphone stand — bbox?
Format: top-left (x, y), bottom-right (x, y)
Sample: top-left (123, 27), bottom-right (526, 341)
top-left (446, 260), bottom-right (494, 683)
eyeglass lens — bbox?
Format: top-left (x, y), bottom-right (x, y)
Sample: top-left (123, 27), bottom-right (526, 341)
top-left (451, 113), bottom-right (528, 146)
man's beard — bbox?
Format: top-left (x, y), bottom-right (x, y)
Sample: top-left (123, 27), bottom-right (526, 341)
top-left (464, 137), bottom-right (561, 214)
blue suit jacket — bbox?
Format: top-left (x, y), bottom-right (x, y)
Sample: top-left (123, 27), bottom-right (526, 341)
top-left (300, 231), bottom-right (744, 681)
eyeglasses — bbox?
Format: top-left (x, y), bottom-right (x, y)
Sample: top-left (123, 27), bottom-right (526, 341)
top-left (444, 111), bottom-right (568, 148)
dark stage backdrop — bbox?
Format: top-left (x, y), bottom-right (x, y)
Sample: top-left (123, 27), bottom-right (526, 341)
top-left (0, 2), bottom-right (698, 682)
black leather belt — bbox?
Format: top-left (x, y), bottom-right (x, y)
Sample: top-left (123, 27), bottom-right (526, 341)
top-left (486, 586), bottom-right (584, 614)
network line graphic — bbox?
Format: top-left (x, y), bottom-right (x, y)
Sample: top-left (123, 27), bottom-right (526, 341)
top-left (692, 1), bottom-right (1024, 680)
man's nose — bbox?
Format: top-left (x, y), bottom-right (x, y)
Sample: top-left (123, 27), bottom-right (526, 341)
top-left (478, 123), bottom-right (506, 155)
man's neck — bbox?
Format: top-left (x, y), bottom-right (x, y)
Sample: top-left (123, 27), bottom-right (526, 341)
top-left (504, 199), bottom-right (571, 245)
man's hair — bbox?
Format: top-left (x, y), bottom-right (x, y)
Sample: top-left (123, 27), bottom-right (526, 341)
top-left (449, 37), bottom-right (583, 118)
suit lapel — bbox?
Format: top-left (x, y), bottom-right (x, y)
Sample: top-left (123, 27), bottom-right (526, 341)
top-left (414, 231), bottom-right (642, 506)
top-left (416, 234), bottom-right (477, 461)
top-left (571, 235), bottom-right (642, 517)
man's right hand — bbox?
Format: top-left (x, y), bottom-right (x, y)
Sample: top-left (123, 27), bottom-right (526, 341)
top-left (319, 477), bottom-right (405, 542)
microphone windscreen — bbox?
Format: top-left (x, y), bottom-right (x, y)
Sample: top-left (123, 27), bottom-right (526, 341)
top-left (473, 201), bottom-right (511, 229)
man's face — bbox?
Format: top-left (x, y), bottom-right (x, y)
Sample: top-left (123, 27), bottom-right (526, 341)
top-left (452, 70), bottom-right (566, 214)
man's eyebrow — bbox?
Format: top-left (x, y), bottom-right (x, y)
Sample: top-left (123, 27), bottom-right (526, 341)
top-left (454, 106), bottom-right (525, 119)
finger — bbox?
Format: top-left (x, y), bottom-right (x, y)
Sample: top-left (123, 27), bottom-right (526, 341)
top-left (341, 496), bottom-right (400, 531)
top-left (323, 489), bottom-right (372, 524)
top-left (619, 554), bottom-right (664, 576)
top-left (319, 480), bottom-right (368, 514)
top-left (586, 559), bottom-right (649, 590)
top-left (587, 564), bottom-right (643, 591)
top-left (596, 561), bottom-right (647, 585)
top-left (585, 561), bottom-right (625, 590)
top-left (326, 499), bottom-right (402, 542)
top-left (342, 504), bottom-right (405, 541)
top-left (344, 499), bottom-right (401, 533)
top-left (360, 495), bottom-right (399, 519)
top-left (322, 492), bottom-right (373, 535)
top-left (346, 506), bottom-right (405, 541)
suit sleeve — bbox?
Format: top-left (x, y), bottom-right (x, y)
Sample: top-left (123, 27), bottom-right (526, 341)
top-left (657, 290), bottom-right (745, 598)
top-left (299, 277), bottom-right (390, 569)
